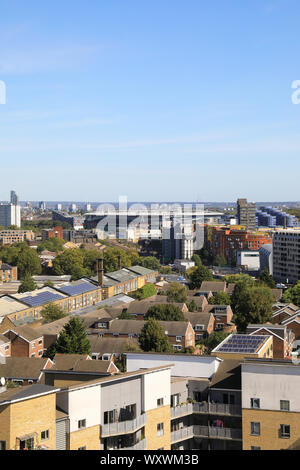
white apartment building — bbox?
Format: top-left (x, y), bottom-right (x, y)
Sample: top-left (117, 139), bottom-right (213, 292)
top-left (273, 230), bottom-right (300, 284)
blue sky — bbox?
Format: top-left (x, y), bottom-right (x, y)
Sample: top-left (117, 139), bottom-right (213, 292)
top-left (1, 0), bottom-right (300, 202)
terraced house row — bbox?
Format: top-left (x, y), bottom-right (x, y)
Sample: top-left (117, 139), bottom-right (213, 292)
top-left (0, 265), bottom-right (158, 326)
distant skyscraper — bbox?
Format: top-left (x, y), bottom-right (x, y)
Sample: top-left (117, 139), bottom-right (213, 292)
top-left (0, 191), bottom-right (21, 227)
top-left (237, 198), bottom-right (256, 231)
top-left (39, 201), bottom-right (46, 211)
top-left (56, 203), bottom-right (62, 211)
top-left (85, 203), bottom-right (91, 212)
top-left (70, 203), bottom-right (77, 212)
top-left (10, 190), bottom-right (19, 206)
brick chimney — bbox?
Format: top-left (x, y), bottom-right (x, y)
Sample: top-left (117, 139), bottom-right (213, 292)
top-left (97, 258), bottom-right (104, 287)
top-left (118, 255), bottom-right (122, 270)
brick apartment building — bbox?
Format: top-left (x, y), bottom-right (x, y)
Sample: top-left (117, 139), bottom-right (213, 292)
top-left (211, 227), bottom-right (272, 265)
top-left (0, 261), bottom-right (18, 283)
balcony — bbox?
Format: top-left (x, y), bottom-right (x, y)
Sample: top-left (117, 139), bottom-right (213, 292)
top-left (171, 402), bottom-right (241, 419)
top-left (101, 414), bottom-right (146, 437)
top-left (171, 403), bottom-right (193, 419)
top-left (193, 402), bottom-right (241, 417)
top-left (171, 426), bottom-right (194, 444)
top-left (122, 439), bottom-right (147, 450)
top-left (171, 425), bottom-right (242, 444)
top-left (194, 425), bottom-right (242, 441)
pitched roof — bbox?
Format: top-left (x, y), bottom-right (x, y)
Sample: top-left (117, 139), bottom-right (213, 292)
top-left (0, 357), bottom-right (51, 380)
top-left (4, 324), bottom-right (43, 342)
top-left (184, 312), bottom-right (214, 329)
top-left (200, 281), bottom-right (226, 293)
top-left (50, 354), bottom-right (114, 373)
top-left (89, 336), bottom-right (140, 355)
top-left (0, 384), bottom-right (59, 405)
top-left (88, 319), bottom-right (190, 336)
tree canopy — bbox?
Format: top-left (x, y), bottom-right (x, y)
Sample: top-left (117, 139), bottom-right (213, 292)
top-left (145, 304), bottom-right (185, 321)
top-left (233, 285), bottom-right (274, 332)
top-left (282, 282), bottom-right (300, 307)
top-left (131, 283), bottom-right (157, 300)
top-left (187, 265), bottom-right (213, 289)
top-left (258, 269), bottom-right (276, 288)
top-left (18, 275), bottom-right (38, 293)
top-left (166, 282), bottom-right (187, 303)
top-left (48, 317), bottom-right (91, 358)
top-left (208, 291), bottom-right (231, 305)
top-left (41, 303), bottom-right (67, 324)
top-left (139, 318), bottom-right (172, 352)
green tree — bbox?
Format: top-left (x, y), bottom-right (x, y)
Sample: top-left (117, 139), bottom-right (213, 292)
top-left (131, 284), bottom-right (157, 300)
top-left (50, 317), bottom-right (91, 356)
top-left (145, 304), bottom-right (185, 321)
top-left (233, 286), bottom-right (274, 332)
top-left (118, 310), bottom-right (135, 320)
top-left (213, 255), bottom-right (227, 267)
top-left (208, 291), bottom-right (231, 305)
top-left (159, 266), bottom-right (173, 274)
top-left (18, 275), bottom-right (38, 293)
top-left (139, 318), bottom-right (172, 352)
top-left (258, 269), bottom-right (276, 289)
top-left (204, 331), bottom-right (230, 354)
top-left (37, 238), bottom-right (65, 253)
top-left (140, 256), bottom-right (161, 271)
top-left (187, 300), bottom-right (198, 312)
top-left (41, 303), bottom-right (67, 324)
top-left (192, 254), bottom-right (202, 267)
top-left (17, 248), bottom-right (42, 278)
top-left (52, 249), bottom-right (88, 280)
top-left (43, 281), bottom-right (54, 288)
top-left (230, 277), bottom-right (255, 313)
top-left (187, 265), bottom-right (213, 289)
top-left (166, 283), bottom-right (187, 303)
top-left (282, 282), bottom-right (300, 307)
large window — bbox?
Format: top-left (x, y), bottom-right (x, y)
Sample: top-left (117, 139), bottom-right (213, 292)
top-left (0, 441), bottom-right (6, 450)
top-left (104, 409), bottom-right (117, 424)
top-left (41, 430), bottom-right (49, 441)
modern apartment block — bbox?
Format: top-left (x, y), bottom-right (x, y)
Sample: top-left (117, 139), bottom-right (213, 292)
top-left (0, 230), bottom-right (35, 245)
top-left (273, 230), bottom-right (300, 284)
top-left (0, 203), bottom-right (21, 228)
top-left (237, 198), bottom-right (256, 232)
top-left (0, 365), bottom-right (172, 450)
top-left (242, 359), bottom-right (300, 450)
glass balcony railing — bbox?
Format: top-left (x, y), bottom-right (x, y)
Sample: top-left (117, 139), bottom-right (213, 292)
top-left (170, 402), bottom-right (241, 419)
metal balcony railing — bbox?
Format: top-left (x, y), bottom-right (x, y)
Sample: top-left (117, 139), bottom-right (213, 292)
top-left (194, 425), bottom-right (242, 440)
top-left (122, 439), bottom-right (147, 450)
top-left (171, 426), bottom-right (194, 443)
top-left (101, 414), bottom-right (146, 437)
top-left (171, 402), bottom-right (241, 418)
top-left (171, 425), bottom-right (242, 443)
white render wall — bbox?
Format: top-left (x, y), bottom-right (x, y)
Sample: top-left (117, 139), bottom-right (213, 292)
top-left (142, 368), bottom-right (171, 412)
top-left (61, 385), bottom-right (102, 433)
top-left (242, 363), bottom-right (300, 412)
top-left (126, 353), bottom-right (221, 378)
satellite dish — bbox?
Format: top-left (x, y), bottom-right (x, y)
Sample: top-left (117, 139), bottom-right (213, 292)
top-left (0, 377), bottom-right (6, 387)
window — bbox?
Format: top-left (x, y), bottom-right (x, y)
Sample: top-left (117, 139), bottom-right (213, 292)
top-left (104, 410), bottom-right (116, 424)
top-left (41, 430), bottom-right (49, 441)
top-left (173, 345), bottom-right (182, 351)
top-left (171, 394), bottom-right (179, 408)
top-left (280, 400), bottom-right (290, 411)
top-left (157, 423), bottom-right (164, 437)
top-left (251, 446), bottom-right (261, 450)
top-left (195, 324), bottom-right (204, 331)
top-left (251, 422), bottom-right (260, 436)
top-left (280, 425), bottom-right (290, 438)
top-left (0, 441), bottom-right (6, 450)
top-left (251, 398), bottom-right (260, 409)
top-left (157, 398), bottom-right (164, 407)
top-left (176, 336), bottom-right (182, 342)
top-left (194, 391), bottom-right (202, 402)
top-left (38, 340), bottom-right (43, 345)
top-left (78, 419), bottom-right (86, 429)
top-left (78, 446), bottom-right (86, 450)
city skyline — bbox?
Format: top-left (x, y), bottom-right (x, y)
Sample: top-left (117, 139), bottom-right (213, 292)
top-left (1, 0), bottom-right (300, 201)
